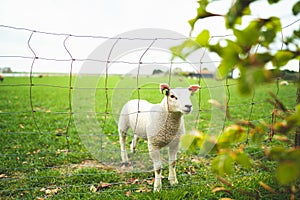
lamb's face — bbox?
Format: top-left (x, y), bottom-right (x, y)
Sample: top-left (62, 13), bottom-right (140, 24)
top-left (160, 83), bottom-right (200, 114)
top-left (167, 88), bottom-right (194, 114)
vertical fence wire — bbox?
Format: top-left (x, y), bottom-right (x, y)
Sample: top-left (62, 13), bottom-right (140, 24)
top-left (63, 34), bottom-right (74, 196)
top-left (27, 31), bottom-right (42, 134)
top-left (223, 78), bottom-right (231, 130)
top-left (246, 90), bottom-right (256, 144)
top-left (101, 38), bottom-right (120, 165)
top-left (133, 39), bottom-right (157, 135)
top-left (269, 78), bottom-right (280, 141)
top-left (295, 61), bottom-right (300, 147)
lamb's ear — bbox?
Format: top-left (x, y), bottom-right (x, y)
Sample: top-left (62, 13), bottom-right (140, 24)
top-left (160, 83), bottom-right (170, 96)
top-left (189, 85), bottom-right (200, 93)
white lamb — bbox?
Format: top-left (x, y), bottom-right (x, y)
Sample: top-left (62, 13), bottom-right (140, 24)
top-left (279, 80), bottom-right (289, 86)
top-left (118, 83), bottom-right (200, 191)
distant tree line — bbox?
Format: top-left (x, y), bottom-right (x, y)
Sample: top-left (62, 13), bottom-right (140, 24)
top-left (273, 69), bottom-right (299, 81)
top-left (0, 67), bottom-right (12, 73)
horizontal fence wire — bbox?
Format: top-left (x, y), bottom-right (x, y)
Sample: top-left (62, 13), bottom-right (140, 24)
top-left (0, 17), bottom-right (299, 199)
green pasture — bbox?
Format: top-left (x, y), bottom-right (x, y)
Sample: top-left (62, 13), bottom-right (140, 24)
top-left (0, 75), bottom-right (297, 199)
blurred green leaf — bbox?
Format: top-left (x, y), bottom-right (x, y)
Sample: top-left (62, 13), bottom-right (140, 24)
top-left (276, 161), bottom-right (299, 185)
top-left (294, 27), bottom-right (300, 38)
top-left (216, 61), bottom-right (233, 80)
top-left (286, 104), bottom-right (300, 128)
top-left (226, 0), bottom-right (253, 28)
top-left (292, 1), bottom-right (300, 15)
top-left (219, 125), bottom-right (246, 147)
top-left (181, 131), bottom-right (206, 152)
top-left (189, 0), bottom-right (209, 30)
top-left (256, 53), bottom-right (273, 63)
top-left (237, 74), bottom-right (253, 95)
top-left (181, 133), bottom-right (196, 150)
top-left (268, 0), bottom-right (280, 3)
top-left (237, 67), bottom-right (270, 94)
top-left (212, 153), bottom-right (234, 175)
top-left (208, 43), bottom-right (222, 57)
top-left (188, 0), bottom-right (221, 31)
top-left (269, 146), bottom-right (286, 161)
top-left (224, 155), bottom-right (234, 175)
top-left (234, 20), bottom-right (262, 49)
top-left (215, 40), bottom-right (241, 79)
top-left (170, 39), bottom-right (200, 60)
top-left (268, 147), bottom-right (300, 184)
top-left (196, 30), bottom-right (210, 46)
top-left (250, 126), bottom-right (266, 145)
top-left (235, 152), bottom-right (251, 168)
top-left (266, 17), bottom-right (281, 32)
top-left (272, 50), bottom-right (295, 67)
top-left (288, 148), bottom-right (300, 162)
top-left (261, 17), bottom-right (281, 47)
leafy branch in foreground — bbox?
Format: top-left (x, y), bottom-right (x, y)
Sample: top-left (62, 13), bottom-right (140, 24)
top-left (171, 0), bottom-right (300, 94)
top-left (173, 0), bottom-right (300, 197)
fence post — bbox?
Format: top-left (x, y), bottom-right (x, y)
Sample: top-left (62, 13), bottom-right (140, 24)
top-left (295, 60), bottom-right (300, 148)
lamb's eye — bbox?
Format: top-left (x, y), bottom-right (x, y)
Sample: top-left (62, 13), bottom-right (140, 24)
top-left (170, 95), bottom-right (177, 99)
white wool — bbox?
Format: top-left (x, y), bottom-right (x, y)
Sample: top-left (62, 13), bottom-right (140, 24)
top-left (118, 83), bottom-right (199, 192)
top-left (279, 80), bottom-right (289, 86)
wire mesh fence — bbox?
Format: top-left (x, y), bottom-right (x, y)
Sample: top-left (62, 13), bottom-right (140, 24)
top-left (0, 19), bottom-right (299, 199)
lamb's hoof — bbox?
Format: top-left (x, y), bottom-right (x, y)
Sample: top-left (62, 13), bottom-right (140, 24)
top-left (121, 162), bottom-right (130, 167)
top-left (131, 149), bottom-right (136, 154)
top-left (120, 162), bottom-right (133, 172)
top-left (169, 178), bottom-right (178, 186)
top-left (153, 180), bottom-right (162, 192)
top-left (153, 187), bottom-right (161, 192)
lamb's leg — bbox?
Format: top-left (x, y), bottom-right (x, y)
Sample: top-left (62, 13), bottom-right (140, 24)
top-left (148, 144), bottom-right (162, 192)
top-left (130, 134), bottom-right (139, 153)
top-left (119, 128), bottom-right (129, 165)
top-left (168, 140), bottom-right (179, 185)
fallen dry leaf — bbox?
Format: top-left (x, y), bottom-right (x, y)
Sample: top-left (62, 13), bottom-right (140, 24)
top-left (40, 187), bottom-right (60, 196)
top-left (33, 149), bottom-right (42, 154)
top-left (125, 190), bottom-right (132, 197)
top-left (217, 176), bottom-right (233, 187)
top-left (135, 185), bottom-right (151, 193)
top-left (212, 186), bottom-right (233, 195)
top-left (55, 149), bottom-right (68, 155)
top-left (143, 178), bottom-right (154, 186)
top-left (183, 166), bottom-right (196, 175)
top-left (0, 174), bottom-right (6, 178)
top-left (191, 157), bottom-right (201, 163)
top-left (90, 182), bottom-right (113, 192)
top-left (90, 185), bottom-right (97, 193)
top-left (273, 135), bottom-right (290, 143)
top-left (99, 182), bottom-right (112, 189)
top-left (126, 178), bottom-right (139, 185)
top-left (259, 181), bottom-right (276, 193)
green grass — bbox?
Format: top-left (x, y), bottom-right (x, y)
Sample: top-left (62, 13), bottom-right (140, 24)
top-left (0, 75), bottom-right (298, 199)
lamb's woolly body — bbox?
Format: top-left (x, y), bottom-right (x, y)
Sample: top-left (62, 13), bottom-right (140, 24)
top-left (118, 83), bottom-right (199, 192)
top-left (150, 111), bottom-right (183, 149)
top-left (119, 99), bottom-right (184, 149)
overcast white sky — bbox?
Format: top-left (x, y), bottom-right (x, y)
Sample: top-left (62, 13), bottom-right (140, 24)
top-left (0, 0), bottom-right (299, 73)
